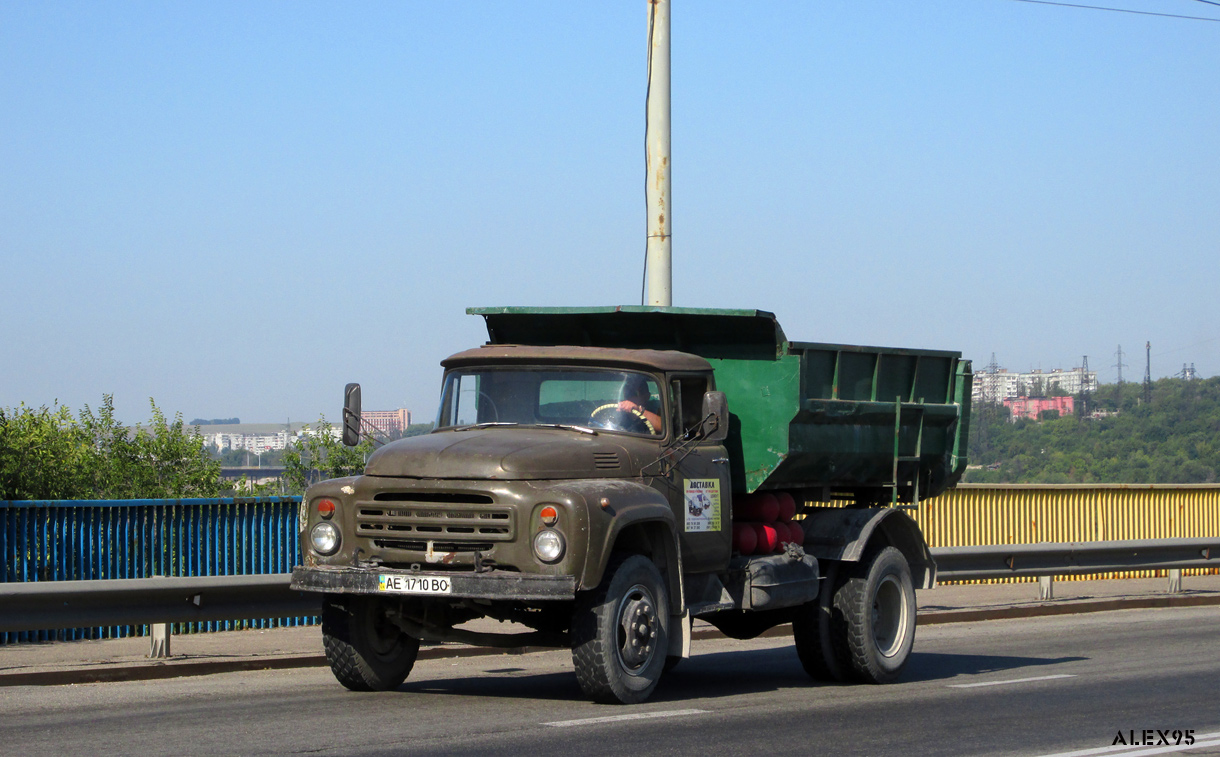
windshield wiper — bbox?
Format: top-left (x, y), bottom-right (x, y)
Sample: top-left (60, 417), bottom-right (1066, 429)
top-left (529, 423), bottom-right (598, 435)
top-left (439, 422), bottom-right (519, 432)
top-left (438, 422), bottom-right (598, 435)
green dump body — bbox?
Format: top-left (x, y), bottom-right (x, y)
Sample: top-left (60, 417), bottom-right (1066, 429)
top-left (471, 306), bottom-right (972, 502)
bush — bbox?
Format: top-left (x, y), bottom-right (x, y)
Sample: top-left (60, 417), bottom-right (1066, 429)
top-left (281, 417), bottom-right (375, 495)
top-left (0, 395), bottom-right (223, 500)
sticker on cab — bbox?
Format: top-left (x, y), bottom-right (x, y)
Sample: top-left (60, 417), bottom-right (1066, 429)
top-left (684, 478), bottom-right (721, 533)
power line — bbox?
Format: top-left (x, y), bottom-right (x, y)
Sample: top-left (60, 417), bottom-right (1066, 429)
top-left (1152, 334), bottom-right (1220, 358)
top-left (1005, 0), bottom-right (1220, 22)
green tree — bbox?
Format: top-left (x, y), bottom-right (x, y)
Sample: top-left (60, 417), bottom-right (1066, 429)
top-left (964, 376), bottom-right (1220, 484)
top-left (0, 395), bottom-right (223, 500)
top-left (0, 402), bottom-right (91, 499)
top-left (281, 417), bottom-right (375, 495)
top-left (387, 423), bottom-right (434, 441)
top-left (124, 400), bottom-right (224, 498)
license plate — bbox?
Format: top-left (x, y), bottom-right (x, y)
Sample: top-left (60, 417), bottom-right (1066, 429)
top-left (378, 574), bottom-right (452, 595)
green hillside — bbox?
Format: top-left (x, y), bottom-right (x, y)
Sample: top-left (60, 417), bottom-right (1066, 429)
top-left (965, 376), bottom-right (1220, 484)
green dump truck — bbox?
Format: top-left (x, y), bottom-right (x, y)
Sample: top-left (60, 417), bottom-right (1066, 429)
top-left (291, 307), bottom-right (972, 703)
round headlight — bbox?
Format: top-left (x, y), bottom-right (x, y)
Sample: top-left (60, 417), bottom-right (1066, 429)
top-left (310, 521), bottom-right (341, 555)
top-left (533, 529), bottom-right (565, 563)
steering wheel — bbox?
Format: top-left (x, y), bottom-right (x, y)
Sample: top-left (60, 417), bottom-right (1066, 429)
top-left (477, 391), bottom-right (499, 422)
top-left (590, 403), bottom-right (655, 435)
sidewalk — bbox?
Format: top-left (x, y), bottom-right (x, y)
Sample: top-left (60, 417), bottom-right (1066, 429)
top-left (2, 574), bottom-right (1218, 687)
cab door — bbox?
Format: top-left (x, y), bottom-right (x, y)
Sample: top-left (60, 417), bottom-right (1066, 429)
top-left (666, 374), bottom-right (732, 574)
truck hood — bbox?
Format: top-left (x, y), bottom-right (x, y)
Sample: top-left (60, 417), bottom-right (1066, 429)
top-left (363, 428), bottom-right (640, 480)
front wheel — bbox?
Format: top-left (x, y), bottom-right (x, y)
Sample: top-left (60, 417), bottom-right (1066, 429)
top-left (828, 546), bottom-right (917, 684)
top-left (321, 595), bottom-right (420, 691)
top-left (571, 554), bottom-right (670, 704)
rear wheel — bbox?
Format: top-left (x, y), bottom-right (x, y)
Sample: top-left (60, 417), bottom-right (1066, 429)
top-left (828, 546), bottom-right (916, 683)
top-left (792, 560), bottom-right (845, 681)
top-left (321, 595), bottom-right (420, 691)
top-left (571, 553), bottom-right (670, 704)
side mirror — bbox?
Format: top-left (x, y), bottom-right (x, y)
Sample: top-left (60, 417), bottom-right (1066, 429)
top-left (701, 391), bottom-right (729, 443)
top-left (342, 383), bottom-right (362, 447)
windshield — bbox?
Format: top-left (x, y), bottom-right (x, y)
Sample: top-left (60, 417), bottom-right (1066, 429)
top-left (436, 368), bottom-right (664, 436)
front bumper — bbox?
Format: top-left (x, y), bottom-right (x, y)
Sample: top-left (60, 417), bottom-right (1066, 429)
top-left (291, 566), bottom-right (577, 601)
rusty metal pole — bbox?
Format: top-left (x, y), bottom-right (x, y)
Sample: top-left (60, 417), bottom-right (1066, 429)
top-left (644, 0), bottom-right (671, 307)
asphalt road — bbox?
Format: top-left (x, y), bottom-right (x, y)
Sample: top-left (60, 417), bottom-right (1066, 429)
top-left (3, 606), bottom-right (1218, 757)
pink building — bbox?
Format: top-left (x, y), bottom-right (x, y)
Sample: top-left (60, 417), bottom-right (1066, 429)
top-left (1004, 396), bottom-right (1074, 421)
top-left (362, 408), bottom-right (412, 434)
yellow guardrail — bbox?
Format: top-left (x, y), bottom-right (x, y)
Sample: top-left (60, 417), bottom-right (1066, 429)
top-left (913, 484), bottom-right (1220, 581)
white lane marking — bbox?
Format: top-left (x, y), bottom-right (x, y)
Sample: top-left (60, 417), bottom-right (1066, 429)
top-left (948, 673), bottom-right (1077, 688)
top-left (544, 708), bottom-right (709, 728)
top-left (1033, 732), bottom-right (1220, 757)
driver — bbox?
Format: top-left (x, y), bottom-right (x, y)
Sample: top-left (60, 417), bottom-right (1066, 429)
top-left (618, 375), bottom-right (662, 434)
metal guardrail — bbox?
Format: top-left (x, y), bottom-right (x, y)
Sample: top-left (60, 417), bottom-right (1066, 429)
top-left (931, 538), bottom-right (1219, 581)
top-left (7, 487), bottom-right (1217, 645)
top-left (3, 537), bottom-right (1215, 640)
top-left (0, 575), bottom-right (320, 634)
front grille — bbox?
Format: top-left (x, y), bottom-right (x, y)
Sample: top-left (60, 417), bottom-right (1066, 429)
top-left (356, 503), bottom-right (514, 542)
top-left (373, 492), bottom-right (494, 504)
top-left (371, 539), bottom-right (495, 553)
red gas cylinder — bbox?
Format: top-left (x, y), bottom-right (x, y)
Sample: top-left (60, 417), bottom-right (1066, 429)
top-left (731, 494), bottom-right (754, 520)
top-left (783, 520), bottom-right (804, 546)
top-left (772, 521), bottom-right (793, 545)
top-left (734, 493), bottom-right (780, 523)
top-left (775, 492), bottom-right (797, 522)
top-left (732, 523), bottom-right (758, 556)
top-left (753, 523), bottom-right (780, 553)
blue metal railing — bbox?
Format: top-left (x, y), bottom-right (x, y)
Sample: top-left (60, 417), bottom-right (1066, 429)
top-left (1, 497), bottom-right (311, 644)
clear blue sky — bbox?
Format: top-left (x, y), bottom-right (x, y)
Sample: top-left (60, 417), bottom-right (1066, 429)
top-left (3, 1), bottom-right (1218, 425)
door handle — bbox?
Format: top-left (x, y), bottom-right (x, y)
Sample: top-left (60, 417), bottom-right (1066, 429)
top-left (712, 457), bottom-right (729, 464)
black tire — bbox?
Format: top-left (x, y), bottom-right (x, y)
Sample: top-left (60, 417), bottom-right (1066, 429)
top-left (827, 546), bottom-right (916, 684)
top-left (792, 560), bottom-right (846, 682)
top-left (321, 595), bottom-right (420, 692)
top-left (571, 553), bottom-right (670, 704)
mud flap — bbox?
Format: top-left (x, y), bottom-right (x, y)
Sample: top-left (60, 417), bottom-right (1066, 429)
top-left (668, 609), bottom-right (691, 659)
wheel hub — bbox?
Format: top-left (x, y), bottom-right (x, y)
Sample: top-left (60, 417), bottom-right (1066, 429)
top-left (871, 575), bottom-right (906, 658)
top-left (616, 584), bottom-right (658, 673)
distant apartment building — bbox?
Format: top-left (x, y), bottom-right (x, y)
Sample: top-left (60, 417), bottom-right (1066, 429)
top-left (973, 365), bottom-right (1098, 404)
top-left (361, 408), bottom-right (412, 435)
top-left (200, 415), bottom-right (399, 452)
top-left (297, 425), bottom-right (342, 442)
top-left (1005, 395), bottom-right (1074, 421)
top-left (973, 370), bottom-right (1022, 403)
top-left (206, 431), bottom-right (290, 452)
